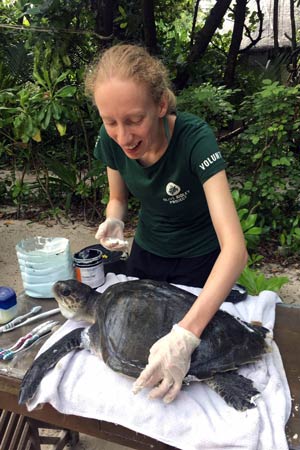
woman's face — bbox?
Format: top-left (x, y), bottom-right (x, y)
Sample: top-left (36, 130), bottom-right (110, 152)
top-left (94, 77), bottom-right (167, 159)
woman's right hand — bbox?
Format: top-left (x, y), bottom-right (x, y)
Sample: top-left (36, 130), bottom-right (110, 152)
top-left (95, 218), bottom-right (128, 250)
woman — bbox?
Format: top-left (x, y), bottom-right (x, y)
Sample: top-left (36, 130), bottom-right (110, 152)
top-left (85, 44), bottom-right (248, 404)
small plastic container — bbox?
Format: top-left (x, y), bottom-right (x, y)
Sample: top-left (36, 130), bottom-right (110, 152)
top-left (0, 287), bottom-right (18, 324)
top-left (16, 237), bottom-right (75, 298)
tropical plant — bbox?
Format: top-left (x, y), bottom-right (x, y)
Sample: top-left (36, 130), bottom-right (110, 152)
top-left (231, 189), bottom-right (264, 250)
top-left (227, 80), bottom-right (300, 238)
top-left (176, 83), bottom-right (237, 132)
top-left (279, 216), bottom-right (300, 253)
top-left (0, 39), bottom-right (102, 220)
top-left (238, 266), bottom-right (289, 296)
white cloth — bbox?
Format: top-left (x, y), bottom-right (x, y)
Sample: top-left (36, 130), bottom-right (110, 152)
top-left (26, 273), bottom-right (291, 450)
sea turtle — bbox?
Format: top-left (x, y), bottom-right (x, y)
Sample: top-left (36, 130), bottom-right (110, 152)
top-left (19, 279), bottom-right (271, 411)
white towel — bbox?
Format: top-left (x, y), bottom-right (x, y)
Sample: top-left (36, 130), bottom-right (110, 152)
top-left (26, 273), bottom-right (291, 450)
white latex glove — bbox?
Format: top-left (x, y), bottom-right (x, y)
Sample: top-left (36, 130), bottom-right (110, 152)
top-left (132, 324), bottom-right (200, 403)
top-left (95, 218), bottom-right (128, 250)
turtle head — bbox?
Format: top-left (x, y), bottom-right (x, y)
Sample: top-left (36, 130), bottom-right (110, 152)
top-left (52, 279), bottom-right (96, 322)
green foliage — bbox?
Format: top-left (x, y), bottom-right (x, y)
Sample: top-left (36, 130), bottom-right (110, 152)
top-left (187, 31), bottom-right (233, 86)
top-left (0, 35), bottom-right (102, 220)
top-left (11, 179), bottom-right (31, 205)
top-left (33, 44), bottom-right (78, 132)
top-left (114, 5), bottom-right (128, 30)
top-left (114, 2), bottom-right (143, 39)
top-left (247, 253), bottom-right (264, 266)
top-left (42, 156), bottom-right (106, 212)
top-left (176, 83), bottom-right (237, 132)
top-left (156, 3), bottom-right (234, 86)
top-left (231, 189), bottom-right (264, 250)
top-left (238, 266), bottom-right (289, 296)
top-left (156, 9), bottom-right (193, 78)
top-left (279, 216), bottom-right (300, 253)
top-left (0, 40), bottom-right (81, 141)
top-left (228, 80), bottom-right (300, 236)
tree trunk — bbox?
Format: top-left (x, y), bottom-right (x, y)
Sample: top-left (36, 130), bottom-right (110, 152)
top-left (175, 0), bottom-right (232, 89)
top-left (290, 0), bottom-right (298, 81)
top-left (290, 0), bottom-right (297, 51)
top-left (141, 0), bottom-right (157, 54)
top-left (190, 0), bottom-right (201, 48)
top-left (223, 0), bottom-right (248, 87)
top-left (189, 0), bottom-right (233, 61)
top-left (91, 0), bottom-right (115, 41)
top-left (273, 0), bottom-right (279, 52)
top-left (240, 0), bottom-right (263, 53)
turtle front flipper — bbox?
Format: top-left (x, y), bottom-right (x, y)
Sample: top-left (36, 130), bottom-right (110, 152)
top-left (224, 285), bottom-right (247, 303)
top-left (205, 372), bottom-right (260, 411)
top-left (19, 327), bottom-right (85, 405)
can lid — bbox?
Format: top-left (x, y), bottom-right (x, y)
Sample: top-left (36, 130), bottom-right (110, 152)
top-left (73, 248), bottom-right (103, 265)
top-left (80, 244), bottom-right (123, 265)
top-left (0, 287), bottom-right (17, 310)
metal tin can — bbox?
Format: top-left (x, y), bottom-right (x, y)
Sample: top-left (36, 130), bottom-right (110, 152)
top-left (73, 248), bottom-right (105, 289)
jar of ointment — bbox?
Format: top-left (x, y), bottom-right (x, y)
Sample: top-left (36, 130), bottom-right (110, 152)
top-left (0, 287), bottom-right (17, 324)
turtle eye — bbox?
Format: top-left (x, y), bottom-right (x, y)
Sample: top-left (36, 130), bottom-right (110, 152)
top-left (61, 287), bottom-right (71, 297)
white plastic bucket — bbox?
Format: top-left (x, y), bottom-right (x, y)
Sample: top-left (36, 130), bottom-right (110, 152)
top-left (16, 237), bottom-right (74, 298)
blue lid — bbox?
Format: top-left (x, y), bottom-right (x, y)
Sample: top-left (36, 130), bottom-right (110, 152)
top-left (0, 287), bottom-right (17, 310)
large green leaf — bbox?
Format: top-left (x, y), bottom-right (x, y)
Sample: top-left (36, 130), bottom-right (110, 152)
top-left (238, 266), bottom-right (289, 295)
top-left (55, 86), bottom-right (76, 98)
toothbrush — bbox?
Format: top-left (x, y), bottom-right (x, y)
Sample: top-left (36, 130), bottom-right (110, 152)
top-left (2, 321), bottom-right (59, 360)
top-left (0, 320), bottom-right (55, 355)
top-left (0, 306), bottom-right (42, 333)
top-left (0, 308), bottom-right (61, 333)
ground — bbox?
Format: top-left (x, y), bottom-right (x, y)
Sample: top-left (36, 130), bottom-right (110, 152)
top-left (0, 218), bottom-right (299, 449)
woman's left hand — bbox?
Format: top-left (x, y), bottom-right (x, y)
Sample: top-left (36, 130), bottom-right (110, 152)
top-left (132, 324), bottom-right (200, 403)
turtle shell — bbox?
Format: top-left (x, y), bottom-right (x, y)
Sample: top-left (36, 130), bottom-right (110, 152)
top-left (86, 279), bottom-right (269, 380)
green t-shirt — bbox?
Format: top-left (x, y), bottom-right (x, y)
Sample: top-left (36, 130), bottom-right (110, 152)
top-left (94, 111), bottom-right (226, 257)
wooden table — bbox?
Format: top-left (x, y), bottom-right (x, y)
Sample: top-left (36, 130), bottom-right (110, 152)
top-left (0, 293), bottom-right (299, 450)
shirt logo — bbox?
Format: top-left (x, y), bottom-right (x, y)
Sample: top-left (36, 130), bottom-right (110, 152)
top-left (199, 151), bottom-right (222, 170)
top-left (166, 182), bottom-right (181, 196)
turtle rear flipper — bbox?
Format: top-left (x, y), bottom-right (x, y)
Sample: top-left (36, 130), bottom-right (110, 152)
top-left (19, 327), bottom-right (85, 405)
top-left (205, 372), bottom-right (260, 411)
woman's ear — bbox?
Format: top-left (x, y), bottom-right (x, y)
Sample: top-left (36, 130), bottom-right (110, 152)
top-left (158, 93), bottom-right (168, 118)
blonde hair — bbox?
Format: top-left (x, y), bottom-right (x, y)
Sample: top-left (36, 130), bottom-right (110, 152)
top-left (85, 44), bottom-right (176, 114)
